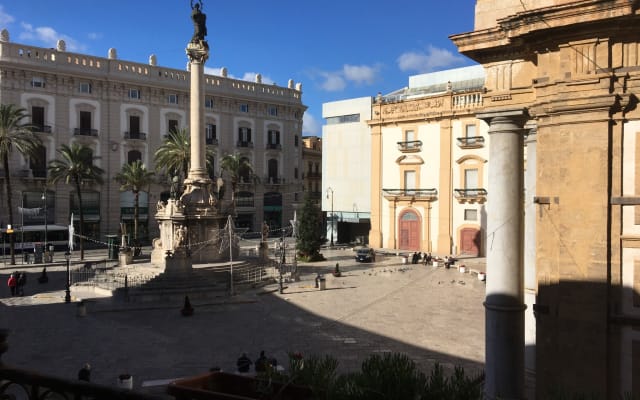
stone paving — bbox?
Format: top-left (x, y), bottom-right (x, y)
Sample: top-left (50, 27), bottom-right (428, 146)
top-left (0, 247), bottom-right (486, 395)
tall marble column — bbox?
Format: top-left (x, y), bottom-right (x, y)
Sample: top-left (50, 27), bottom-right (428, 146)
top-left (523, 125), bottom-right (537, 400)
top-left (477, 109), bottom-right (529, 400)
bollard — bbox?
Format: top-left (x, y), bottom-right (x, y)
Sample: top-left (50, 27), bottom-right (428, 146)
top-left (77, 300), bottom-right (87, 317)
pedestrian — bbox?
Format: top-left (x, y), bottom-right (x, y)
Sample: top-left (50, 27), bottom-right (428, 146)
top-left (78, 363), bottom-right (91, 382)
top-left (255, 350), bottom-right (268, 372)
top-left (236, 353), bottom-right (252, 373)
top-left (17, 272), bottom-right (26, 296)
top-left (38, 267), bottom-right (48, 284)
top-left (7, 273), bottom-right (16, 296)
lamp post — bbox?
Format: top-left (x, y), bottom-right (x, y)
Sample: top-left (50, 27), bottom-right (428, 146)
top-left (41, 188), bottom-right (48, 255)
top-left (326, 187), bottom-right (334, 247)
top-left (64, 249), bottom-right (71, 303)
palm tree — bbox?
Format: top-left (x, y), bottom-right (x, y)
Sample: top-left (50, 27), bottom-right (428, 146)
top-left (154, 127), bottom-right (216, 197)
top-left (0, 104), bottom-right (41, 265)
top-left (114, 160), bottom-right (155, 250)
top-left (220, 153), bottom-right (254, 210)
top-left (48, 143), bottom-right (104, 260)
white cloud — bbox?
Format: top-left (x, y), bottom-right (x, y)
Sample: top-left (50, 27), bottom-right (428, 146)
top-left (87, 32), bottom-right (103, 40)
top-left (0, 6), bottom-right (15, 26)
top-left (303, 112), bottom-right (321, 136)
top-left (343, 64), bottom-right (379, 85)
top-left (320, 71), bottom-right (346, 92)
top-left (315, 63), bottom-right (381, 92)
top-left (18, 22), bottom-right (86, 52)
top-left (397, 45), bottom-right (465, 73)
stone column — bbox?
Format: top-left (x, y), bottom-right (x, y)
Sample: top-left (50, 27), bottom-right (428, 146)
top-left (523, 125), bottom-right (537, 400)
top-left (186, 43), bottom-right (209, 182)
top-left (477, 109), bottom-right (529, 400)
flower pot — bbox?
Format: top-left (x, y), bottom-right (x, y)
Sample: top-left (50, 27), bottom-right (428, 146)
top-left (117, 374), bottom-right (133, 390)
top-left (478, 272), bottom-right (486, 281)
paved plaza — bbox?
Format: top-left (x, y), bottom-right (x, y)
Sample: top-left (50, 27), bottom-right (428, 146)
top-left (0, 248), bottom-right (486, 395)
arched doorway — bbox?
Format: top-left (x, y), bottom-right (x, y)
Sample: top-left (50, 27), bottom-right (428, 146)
top-left (398, 209), bottom-right (420, 251)
top-left (459, 227), bottom-right (481, 256)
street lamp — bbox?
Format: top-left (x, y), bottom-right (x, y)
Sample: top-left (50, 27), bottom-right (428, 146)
top-left (64, 249), bottom-right (71, 303)
top-left (41, 188), bottom-right (48, 255)
top-left (326, 187), bottom-right (334, 247)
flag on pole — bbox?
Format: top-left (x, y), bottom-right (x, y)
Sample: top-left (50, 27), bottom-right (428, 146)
top-left (68, 213), bottom-right (75, 250)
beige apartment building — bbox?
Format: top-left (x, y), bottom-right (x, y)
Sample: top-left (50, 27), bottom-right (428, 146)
top-left (368, 65), bottom-right (489, 256)
top-left (301, 136), bottom-right (322, 207)
top-left (0, 30), bottom-right (305, 248)
top-left (450, 0), bottom-right (640, 398)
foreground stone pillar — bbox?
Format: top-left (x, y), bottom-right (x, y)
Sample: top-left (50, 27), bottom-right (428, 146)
top-left (477, 109), bottom-right (528, 400)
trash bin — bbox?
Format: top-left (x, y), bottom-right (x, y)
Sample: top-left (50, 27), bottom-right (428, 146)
top-left (319, 277), bottom-right (326, 290)
top-left (401, 256), bottom-right (408, 265)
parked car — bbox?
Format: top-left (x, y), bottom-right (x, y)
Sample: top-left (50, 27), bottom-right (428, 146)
top-left (355, 248), bottom-right (376, 263)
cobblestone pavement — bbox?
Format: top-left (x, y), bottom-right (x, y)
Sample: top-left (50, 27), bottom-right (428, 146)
top-left (0, 248), bottom-right (486, 394)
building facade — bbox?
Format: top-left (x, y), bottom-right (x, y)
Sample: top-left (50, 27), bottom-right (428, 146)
top-left (322, 97), bottom-right (372, 245)
top-left (0, 30), bottom-right (305, 247)
top-left (368, 66), bottom-right (488, 256)
top-left (451, 0), bottom-right (640, 398)
top-left (301, 136), bottom-right (322, 207)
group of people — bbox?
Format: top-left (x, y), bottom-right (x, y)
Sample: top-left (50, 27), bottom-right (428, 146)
top-left (6, 271), bottom-right (27, 296)
top-left (236, 350), bottom-right (277, 373)
top-left (409, 252), bottom-right (457, 268)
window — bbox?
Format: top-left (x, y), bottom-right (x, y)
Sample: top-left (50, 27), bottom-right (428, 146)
top-left (30, 145), bottom-right (47, 178)
top-left (267, 130), bottom-right (280, 147)
top-left (405, 130), bottom-right (415, 142)
top-left (79, 82), bottom-right (92, 94)
top-left (128, 150), bottom-right (142, 164)
top-left (205, 97), bottom-right (214, 109)
top-left (464, 209), bottom-right (478, 221)
top-left (268, 159), bottom-right (278, 183)
top-left (31, 106), bottom-right (45, 130)
top-left (240, 103), bottom-right (249, 113)
top-left (168, 119), bottom-right (179, 135)
top-left (129, 88), bottom-right (140, 99)
top-left (464, 168), bottom-right (479, 189)
top-left (129, 115), bottom-right (141, 137)
top-left (294, 135), bottom-right (299, 147)
top-left (404, 170), bottom-right (416, 195)
top-left (465, 124), bottom-right (476, 138)
top-left (205, 124), bottom-right (216, 144)
top-left (168, 94), bottom-right (179, 104)
top-left (80, 111), bottom-right (92, 131)
top-left (238, 127), bottom-right (252, 146)
top-left (80, 148), bottom-right (94, 168)
top-left (31, 77), bottom-right (45, 88)
top-left (294, 168), bottom-right (298, 179)
top-left (326, 114), bottom-right (360, 125)
top-left (239, 157), bottom-right (251, 183)
top-left (268, 106), bottom-right (278, 116)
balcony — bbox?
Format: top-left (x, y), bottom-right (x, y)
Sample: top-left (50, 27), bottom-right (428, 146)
top-left (397, 140), bottom-right (422, 153)
top-left (382, 188), bottom-right (438, 201)
top-left (236, 141), bottom-right (253, 148)
top-left (264, 176), bottom-right (285, 185)
top-left (266, 143), bottom-right (282, 150)
top-left (124, 131), bottom-right (147, 141)
top-left (456, 136), bottom-right (485, 149)
top-left (206, 137), bottom-right (218, 145)
top-left (306, 171), bottom-right (322, 179)
top-left (74, 128), bottom-right (98, 137)
top-left (31, 125), bottom-right (52, 134)
top-left (454, 188), bottom-right (487, 204)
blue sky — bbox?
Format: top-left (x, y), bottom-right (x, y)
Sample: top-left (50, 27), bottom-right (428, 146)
top-left (0, 1), bottom-right (478, 136)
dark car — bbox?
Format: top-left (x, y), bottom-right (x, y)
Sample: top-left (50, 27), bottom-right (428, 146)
top-left (355, 248), bottom-right (376, 263)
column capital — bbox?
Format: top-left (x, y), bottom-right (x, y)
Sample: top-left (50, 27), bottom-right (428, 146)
top-left (476, 108), bottom-right (530, 128)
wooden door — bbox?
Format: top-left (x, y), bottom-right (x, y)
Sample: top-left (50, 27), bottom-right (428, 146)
top-left (399, 210), bottom-right (420, 250)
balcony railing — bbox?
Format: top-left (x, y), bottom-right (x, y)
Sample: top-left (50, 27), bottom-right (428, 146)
top-left (397, 140), bottom-right (422, 153)
top-left (236, 197), bottom-right (255, 207)
top-left (266, 143), bottom-right (282, 150)
top-left (237, 141), bottom-right (253, 148)
top-left (456, 136), bottom-right (485, 149)
top-left (124, 131), bottom-right (147, 140)
top-left (306, 172), bottom-right (322, 179)
top-left (382, 188), bottom-right (438, 201)
top-left (454, 188), bottom-right (487, 204)
top-left (74, 128), bottom-right (98, 137)
top-left (206, 138), bottom-right (218, 145)
top-left (31, 125), bottom-right (52, 133)
top-left (264, 176), bottom-right (284, 185)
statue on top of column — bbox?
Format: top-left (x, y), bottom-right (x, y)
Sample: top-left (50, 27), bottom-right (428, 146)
top-left (190, 0), bottom-right (207, 44)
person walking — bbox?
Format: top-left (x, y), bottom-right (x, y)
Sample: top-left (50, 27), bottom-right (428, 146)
top-left (78, 363), bottom-right (91, 382)
top-left (236, 353), bottom-right (252, 373)
top-left (7, 273), bottom-right (16, 296)
top-left (17, 272), bottom-right (26, 296)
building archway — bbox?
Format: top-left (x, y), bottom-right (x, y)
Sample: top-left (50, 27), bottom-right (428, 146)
top-left (398, 209), bottom-right (421, 251)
